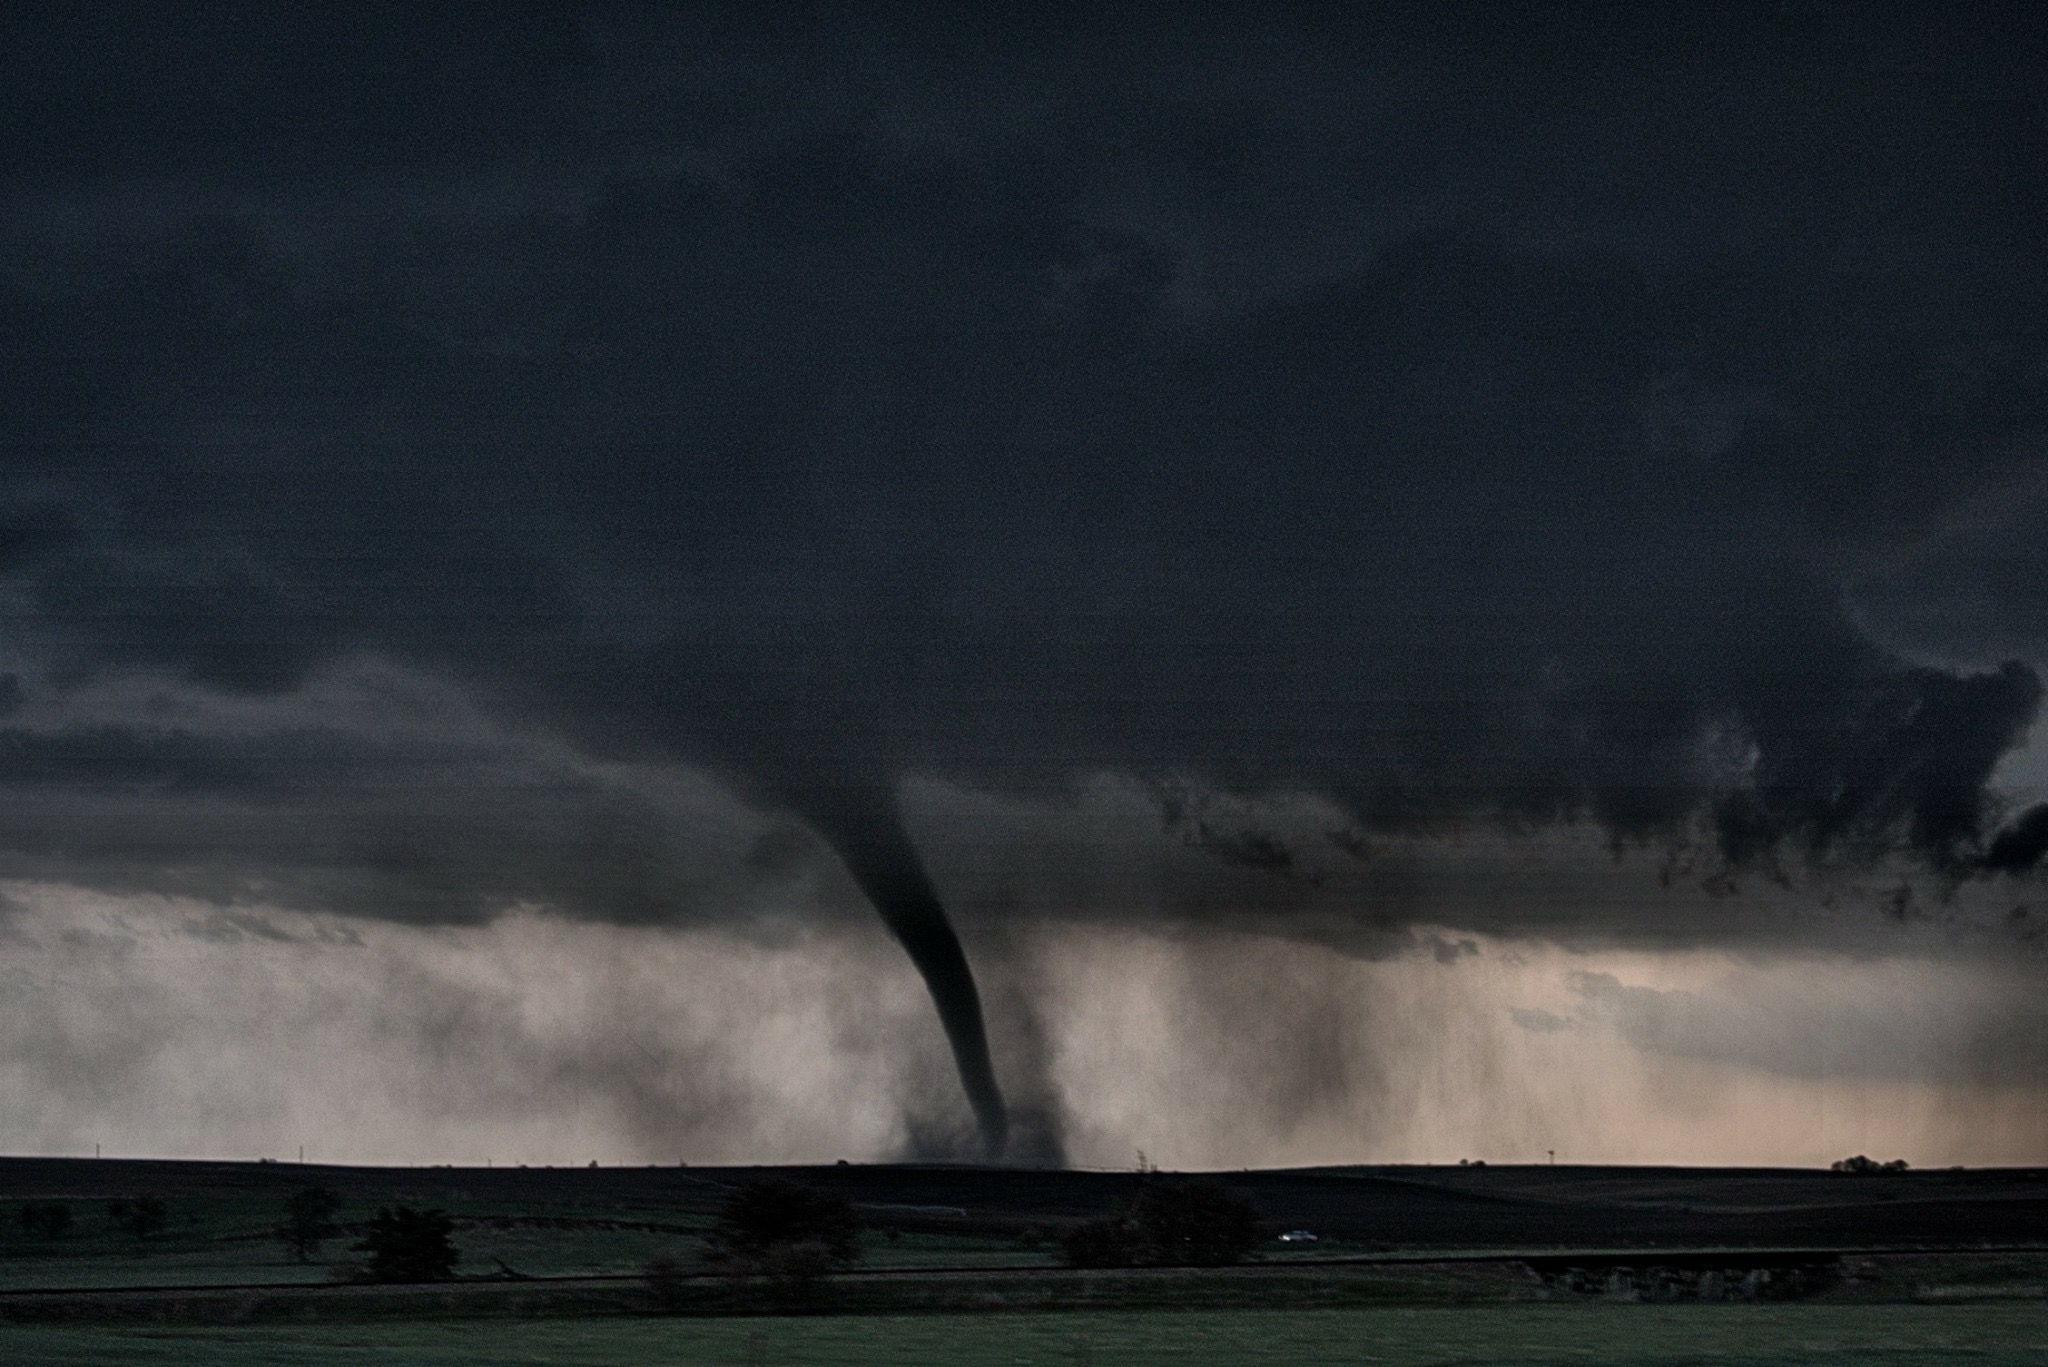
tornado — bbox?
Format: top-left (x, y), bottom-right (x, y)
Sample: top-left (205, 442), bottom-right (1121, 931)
top-left (798, 788), bottom-right (1009, 1160)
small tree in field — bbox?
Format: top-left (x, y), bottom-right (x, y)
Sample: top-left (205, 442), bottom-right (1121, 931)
top-left (1130, 1181), bottom-right (1263, 1266)
top-left (351, 1206), bottom-right (459, 1282)
top-left (1061, 1178), bottom-right (1262, 1268)
top-left (275, 1186), bottom-right (341, 1262)
top-left (705, 1180), bottom-right (861, 1269)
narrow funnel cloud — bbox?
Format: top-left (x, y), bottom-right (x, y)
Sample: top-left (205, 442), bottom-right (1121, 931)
top-left (797, 789), bottom-right (1009, 1159)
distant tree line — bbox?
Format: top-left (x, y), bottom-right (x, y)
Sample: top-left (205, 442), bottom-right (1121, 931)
top-left (1831, 1155), bottom-right (1910, 1174)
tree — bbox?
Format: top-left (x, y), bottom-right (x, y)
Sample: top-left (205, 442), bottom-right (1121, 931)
top-left (705, 1180), bottom-right (861, 1269)
top-left (107, 1194), bottom-right (169, 1239)
top-left (18, 1201), bottom-right (71, 1239)
top-left (1060, 1179), bottom-right (1263, 1268)
top-left (351, 1206), bottom-right (459, 1282)
top-left (1130, 1181), bottom-right (1264, 1266)
top-left (275, 1186), bottom-right (341, 1262)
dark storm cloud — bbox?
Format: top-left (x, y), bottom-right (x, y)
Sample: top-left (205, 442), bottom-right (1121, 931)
top-left (4, 3), bottom-right (2048, 1146)
top-left (1985, 804), bottom-right (2048, 875)
top-left (0, 668), bottom-right (842, 927)
top-left (2, 4), bottom-right (2044, 881)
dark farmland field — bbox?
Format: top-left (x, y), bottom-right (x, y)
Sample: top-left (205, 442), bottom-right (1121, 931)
top-left (2, 1155), bottom-right (2043, 1255)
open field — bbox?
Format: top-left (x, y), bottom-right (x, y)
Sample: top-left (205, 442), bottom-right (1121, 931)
top-left (7, 1303), bottom-right (2048, 1366)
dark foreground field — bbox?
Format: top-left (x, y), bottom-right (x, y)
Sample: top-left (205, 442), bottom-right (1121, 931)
top-left (1, 1157), bottom-right (2043, 1363)
top-left (9, 1304), bottom-right (2048, 1366)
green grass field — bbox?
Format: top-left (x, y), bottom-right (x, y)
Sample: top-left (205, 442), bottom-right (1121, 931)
top-left (5, 1303), bottom-right (2048, 1365)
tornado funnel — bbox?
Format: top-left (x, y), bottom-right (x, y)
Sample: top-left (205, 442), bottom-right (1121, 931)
top-left (799, 789), bottom-right (1009, 1160)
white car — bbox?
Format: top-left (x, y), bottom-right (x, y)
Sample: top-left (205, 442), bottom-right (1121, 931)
top-left (1277, 1229), bottom-right (1319, 1243)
